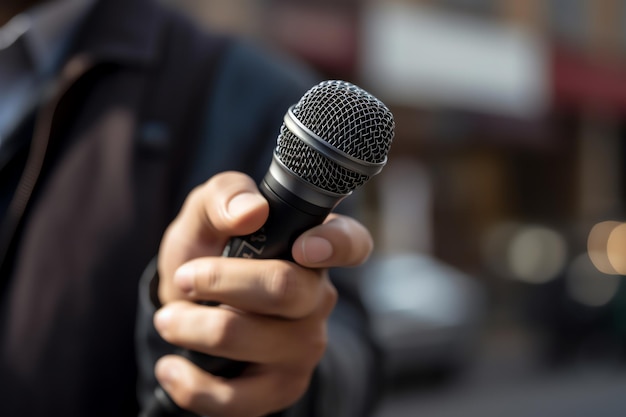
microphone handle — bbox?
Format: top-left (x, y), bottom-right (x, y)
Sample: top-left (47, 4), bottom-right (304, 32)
top-left (144, 174), bottom-right (334, 416)
top-left (225, 175), bottom-right (331, 260)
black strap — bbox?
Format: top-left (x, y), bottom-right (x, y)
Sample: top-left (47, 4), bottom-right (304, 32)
top-left (134, 10), bottom-right (232, 417)
top-left (136, 9), bottom-right (232, 221)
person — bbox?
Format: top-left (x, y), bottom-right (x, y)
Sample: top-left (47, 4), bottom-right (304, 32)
top-left (0, 1), bottom-right (383, 417)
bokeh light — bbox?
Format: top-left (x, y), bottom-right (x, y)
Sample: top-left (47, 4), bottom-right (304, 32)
top-left (507, 226), bottom-right (567, 284)
top-left (607, 223), bottom-right (626, 274)
top-left (483, 222), bottom-right (567, 284)
top-left (566, 253), bottom-right (621, 307)
top-left (588, 221), bottom-right (621, 275)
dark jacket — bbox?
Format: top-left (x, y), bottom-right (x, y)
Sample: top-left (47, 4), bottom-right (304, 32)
top-left (0, 1), bottom-right (380, 416)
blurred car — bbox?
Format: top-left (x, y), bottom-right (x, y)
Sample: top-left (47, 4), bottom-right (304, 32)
top-left (359, 252), bottom-right (486, 383)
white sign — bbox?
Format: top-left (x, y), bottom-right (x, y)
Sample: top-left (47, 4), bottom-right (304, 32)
top-left (361, 3), bottom-right (549, 119)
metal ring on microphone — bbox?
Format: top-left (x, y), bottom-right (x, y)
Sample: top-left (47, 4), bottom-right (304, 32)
top-left (283, 106), bottom-right (386, 177)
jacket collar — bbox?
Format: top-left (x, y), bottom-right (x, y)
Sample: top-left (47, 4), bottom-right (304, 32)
top-left (69, 0), bottom-right (164, 67)
top-left (23, 0), bottom-right (96, 77)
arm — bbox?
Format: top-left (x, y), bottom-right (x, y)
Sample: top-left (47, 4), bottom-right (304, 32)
top-left (137, 40), bottom-right (382, 417)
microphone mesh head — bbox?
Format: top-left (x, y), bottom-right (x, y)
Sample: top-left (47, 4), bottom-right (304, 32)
top-left (276, 80), bottom-right (394, 194)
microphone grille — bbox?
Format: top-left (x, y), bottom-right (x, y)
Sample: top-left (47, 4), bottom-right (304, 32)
top-left (276, 80), bottom-right (394, 195)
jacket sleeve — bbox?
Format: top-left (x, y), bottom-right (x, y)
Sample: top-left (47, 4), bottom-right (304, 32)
top-left (135, 39), bottom-right (383, 417)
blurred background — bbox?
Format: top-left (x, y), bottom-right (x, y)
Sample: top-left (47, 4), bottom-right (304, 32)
top-left (166, 0), bottom-right (626, 415)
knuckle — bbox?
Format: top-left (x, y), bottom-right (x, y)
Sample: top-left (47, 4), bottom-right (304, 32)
top-left (319, 280), bottom-right (338, 317)
top-left (171, 386), bottom-right (196, 410)
top-left (196, 261), bottom-right (220, 292)
top-left (209, 311), bottom-right (238, 350)
top-left (161, 218), bottom-right (189, 250)
top-left (154, 307), bottom-right (179, 343)
top-left (324, 281), bottom-right (338, 306)
top-left (324, 283), bottom-right (339, 310)
top-left (157, 325), bottom-right (175, 343)
top-left (167, 369), bottom-right (200, 409)
top-left (265, 263), bottom-right (302, 308)
top-left (186, 184), bottom-right (206, 207)
top-left (292, 319), bottom-right (329, 365)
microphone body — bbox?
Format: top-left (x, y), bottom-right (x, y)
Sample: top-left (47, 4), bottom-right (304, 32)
top-left (225, 158), bottom-right (340, 261)
top-left (143, 80), bottom-right (394, 417)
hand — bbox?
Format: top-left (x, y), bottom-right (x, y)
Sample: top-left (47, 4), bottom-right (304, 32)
top-left (154, 171), bottom-right (373, 417)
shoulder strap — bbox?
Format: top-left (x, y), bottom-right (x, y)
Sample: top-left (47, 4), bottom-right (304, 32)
top-left (135, 7), bottom-right (232, 220)
top-left (133, 10), bottom-right (233, 412)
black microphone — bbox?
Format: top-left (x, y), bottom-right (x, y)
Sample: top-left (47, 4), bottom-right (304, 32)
top-left (142, 80), bottom-right (395, 417)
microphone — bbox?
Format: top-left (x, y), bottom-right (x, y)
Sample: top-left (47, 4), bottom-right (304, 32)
top-left (142, 80), bottom-right (395, 417)
top-left (225, 79), bottom-right (394, 259)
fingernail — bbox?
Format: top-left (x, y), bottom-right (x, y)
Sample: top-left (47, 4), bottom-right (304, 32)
top-left (174, 264), bottom-right (195, 293)
top-left (303, 236), bottom-right (333, 263)
top-left (227, 192), bottom-right (265, 219)
top-left (154, 308), bottom-right (173, 332)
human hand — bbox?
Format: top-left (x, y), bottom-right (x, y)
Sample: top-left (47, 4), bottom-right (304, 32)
top-left (154, 171), bottom-right (373, 417)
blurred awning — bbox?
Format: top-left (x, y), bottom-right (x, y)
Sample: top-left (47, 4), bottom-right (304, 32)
top-left (551, 45), bottom-right (626, 114)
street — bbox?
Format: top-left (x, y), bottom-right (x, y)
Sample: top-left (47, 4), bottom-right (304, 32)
top-left (375, 328), bottom-right (626, 417)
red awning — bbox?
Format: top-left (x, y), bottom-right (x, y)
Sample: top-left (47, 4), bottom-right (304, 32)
top-left (551, 45), bottom-right (626, 113)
